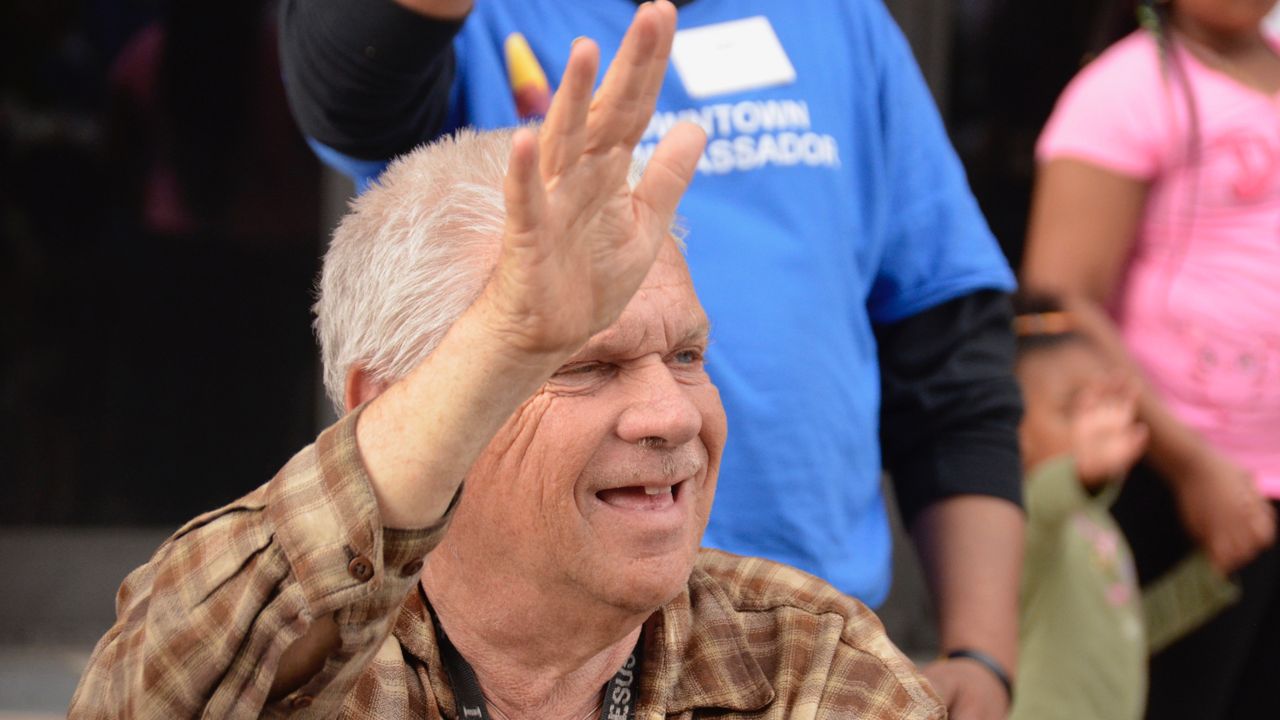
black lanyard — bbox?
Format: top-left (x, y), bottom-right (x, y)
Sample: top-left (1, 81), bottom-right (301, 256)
top-left (434, 618), bottom-right (643, 720)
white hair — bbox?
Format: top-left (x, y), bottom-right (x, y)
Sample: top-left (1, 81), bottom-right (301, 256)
top-left (315, 126), bottom-right (660, 413)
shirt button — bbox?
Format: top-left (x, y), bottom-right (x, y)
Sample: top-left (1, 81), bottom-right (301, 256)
top-left (347, 555), bottom-right (374, 582)
top-left (399, 558), bottom-right (424, 577)
top-left (290, 694), bottom-right (313, 709)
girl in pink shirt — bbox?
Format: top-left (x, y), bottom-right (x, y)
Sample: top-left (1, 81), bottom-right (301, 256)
top-left (1025, 0), bottom-right (1280, 717)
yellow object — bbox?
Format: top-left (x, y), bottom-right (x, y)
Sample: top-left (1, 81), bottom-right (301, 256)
top-left (504, 33), bottom-right (550, 93)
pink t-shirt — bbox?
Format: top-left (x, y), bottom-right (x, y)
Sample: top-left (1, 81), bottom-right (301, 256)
top-left (1038, 31), bottom-right (1280, 498)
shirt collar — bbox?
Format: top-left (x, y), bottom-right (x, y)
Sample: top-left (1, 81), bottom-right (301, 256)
top-left (642, 565), bottom-right (774, 714)
top-left (396, 588), bottom-right (459, 717)
top-left (394, 566), bottom-right (774, 716)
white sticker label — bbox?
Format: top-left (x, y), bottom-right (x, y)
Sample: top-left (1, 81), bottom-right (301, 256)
top-left (671, 16), bottom-right (797, 99)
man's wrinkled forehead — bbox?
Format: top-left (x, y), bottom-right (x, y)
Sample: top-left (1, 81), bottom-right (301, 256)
top-left (572, 312), bottom-right (710, 365)
top-left (569, 252), bottom-right (708, 363)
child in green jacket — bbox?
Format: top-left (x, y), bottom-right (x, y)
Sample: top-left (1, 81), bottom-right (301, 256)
top-left (1010, 296), bottom-right (1237, 720)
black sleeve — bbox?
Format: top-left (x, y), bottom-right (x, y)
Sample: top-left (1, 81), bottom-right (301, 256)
top-left (875, 290), bottom-right (1025, 528)
top-left (278, 0), bottom-right (466, 160)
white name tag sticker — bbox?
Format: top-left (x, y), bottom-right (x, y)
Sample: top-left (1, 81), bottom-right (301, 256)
top-left (671, 16), bottom-right (796, 99)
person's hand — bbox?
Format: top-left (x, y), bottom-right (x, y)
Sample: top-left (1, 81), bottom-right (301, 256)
top-left (476, 0), bottom-right (706, 363)
top-left (921, 657), bottom-right (1010, 720)
top-left (1171, 444), bottom-right (1276, 575)
top-left (1070, 375), bottom-right (1148, 489)
top-left (354, 0), bottom-right (704, 530)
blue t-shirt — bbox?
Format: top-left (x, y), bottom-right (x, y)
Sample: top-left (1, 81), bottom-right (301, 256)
top-left (321, 0), bottom-right (1014, 606)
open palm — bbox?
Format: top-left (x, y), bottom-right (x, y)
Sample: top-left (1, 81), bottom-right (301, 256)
top-left (481, 0), bottom-right (706, 360)
top-left (1070, 376), bottom-right (1148, 488)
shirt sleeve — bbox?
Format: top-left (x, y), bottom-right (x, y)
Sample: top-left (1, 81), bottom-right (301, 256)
top-left (876, 290), bottom-right (1024, 527)
top-left (278, 0), bottom-right (464, 162)
top-left (1022, 455), bottom-right (1089, 530)
top-left (68, 407), bottom-right (458, 719)
top-left (1035, 32), bottom-right (1169, 180)
top-left (1142, 552), bottom-right (1240, 655)
top-left (862, 0), bottom-right (1015, 324)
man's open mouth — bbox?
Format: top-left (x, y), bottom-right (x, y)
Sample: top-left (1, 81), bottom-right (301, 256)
top-left (595, 480), bottom-right (686, 510)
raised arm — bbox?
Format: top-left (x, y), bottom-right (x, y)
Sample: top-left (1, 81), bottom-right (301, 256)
top-left (71, 5), bottom-right (705, 717)
top-left (1023, 157), bottom-right (1275, 575)
top-left (354, 0), bottom-right (706, 530)
top-left (278, 0), bottom-right (473, 162)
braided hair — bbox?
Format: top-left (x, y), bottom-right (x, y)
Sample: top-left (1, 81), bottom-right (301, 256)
top-left (1136, 0), bottom-right (1204, 319)
top-left (1138, 0), bottom-right (1200, 164)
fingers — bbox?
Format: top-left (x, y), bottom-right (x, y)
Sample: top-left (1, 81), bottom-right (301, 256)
top-left (503, 128), bottom-right (547, 239)
top-left (1209, 540), bottom-right (1241, 576)
top-left (1242, 485), bottom-right (1277, 555)
top-left (1124, 423), bottom-right (1150, 462)
top-left (1117, 373), bottom-right (1142, 405)
top-left (1204, 475), bottom-right (1275, 575)
top-left (1078, 374), bottom-right (1139, 415)
top-left (586, 0), bottom-right (677, 151)
top-left (1076, 417), bottom-right (1146, 487)
top-left (634, 121), bottom-right (707, 234)
top-left (538, 0), bottom-right (677, 223)
top-left (918, 661), bottom-right (962, 706)
top-left (1104, 422), bottom-right (1148, 477)
top-left (921, 659), bottom-right (1009, 720)
top-left (1207, 514), bottom-right (1253, 575)
top-left (631, 0), bottom-right (677, 142)
top-left (539, 38), bottom-right (600, 180)
top-left (1260, 499), bottom-right (1278, 531)
top-left (1251, 502), bottom-right (1278, 552)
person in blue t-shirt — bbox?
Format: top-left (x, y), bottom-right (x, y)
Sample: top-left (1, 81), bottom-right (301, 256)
top-left (280, 1), bottom-right (1024, 717)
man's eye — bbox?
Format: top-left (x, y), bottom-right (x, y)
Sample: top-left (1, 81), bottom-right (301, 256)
top-left (672, 349), bottom-right (704, 365)
top-left (555, 362), bottom-right (608, 377)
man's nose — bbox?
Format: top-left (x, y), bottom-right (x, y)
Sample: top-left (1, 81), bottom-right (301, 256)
top-left (615, 360), bottom-right (703, 448)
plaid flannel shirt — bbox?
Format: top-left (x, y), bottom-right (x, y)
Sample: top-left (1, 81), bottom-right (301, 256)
top-left (70, 409), bottom-right (944, 719)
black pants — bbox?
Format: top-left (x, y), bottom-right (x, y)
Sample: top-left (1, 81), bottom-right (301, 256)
top-left (1111, 463), bottom-right (1280, 719)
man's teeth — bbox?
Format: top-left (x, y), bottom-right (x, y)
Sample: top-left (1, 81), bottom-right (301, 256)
top-left (644, 485), bottom-right (672, 496)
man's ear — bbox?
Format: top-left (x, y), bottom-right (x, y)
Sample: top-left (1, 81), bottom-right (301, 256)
top-left (344, 366), bottom-right (389, 412)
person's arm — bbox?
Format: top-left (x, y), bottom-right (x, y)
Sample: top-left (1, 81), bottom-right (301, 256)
top-left (278, 0), bottom-right (471, 162)
top-left (72, 6), bottom-right (705, 715)
top-left (911, 498), bottom-right (1024, 719)
top-left (1023, 158), bottom-right (1276, 575)
top-left (67, 410), bottom-right (459, 719)
top-left (876, 290), bottom-right (1024, 720)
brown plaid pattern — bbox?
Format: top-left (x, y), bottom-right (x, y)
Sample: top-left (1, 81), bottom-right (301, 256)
top-left (71, 410), bottom-right (943, 719)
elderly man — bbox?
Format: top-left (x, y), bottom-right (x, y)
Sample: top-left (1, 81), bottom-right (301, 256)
top-left (70, 5), bottom-right (942, 719)
top-left (281, 2), bottom-right (1025, 717)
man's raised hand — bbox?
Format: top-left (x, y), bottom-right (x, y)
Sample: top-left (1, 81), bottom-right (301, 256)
top-left (480, 0), bottom-right (707, 361)
top-left (353, 0), bottom-right (703, 532)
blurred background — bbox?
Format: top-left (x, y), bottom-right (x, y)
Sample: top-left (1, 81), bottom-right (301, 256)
top-left (0, 0), bottom-right (1165, 715)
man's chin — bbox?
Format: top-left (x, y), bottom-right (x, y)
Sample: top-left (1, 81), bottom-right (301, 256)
top-left (587, 550), bottom-right (698, 616)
